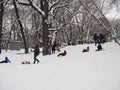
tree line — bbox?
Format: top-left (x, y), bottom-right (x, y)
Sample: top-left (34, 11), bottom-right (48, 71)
top-left (0, 0), bottom-right (120, 55)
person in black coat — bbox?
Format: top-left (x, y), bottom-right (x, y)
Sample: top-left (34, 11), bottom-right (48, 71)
top-left (96, 43), bottom-right (102, 51)
top-left (33, 44), bottom-right (40, 64)
top-left (93, 33), bottom-right (100, 46)
top-left (99, 33), bottom-right (106, 43)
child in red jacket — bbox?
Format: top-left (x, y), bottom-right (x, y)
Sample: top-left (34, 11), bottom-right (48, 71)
top-left (57, 50), bottom-right (67, 57)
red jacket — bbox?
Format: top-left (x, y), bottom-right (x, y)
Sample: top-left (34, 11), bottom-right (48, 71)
top-left (61, 51), bottom-right (67, 56)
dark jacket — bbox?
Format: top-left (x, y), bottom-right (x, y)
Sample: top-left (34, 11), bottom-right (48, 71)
top-left (4, 57), bottom-right (11, 63)
top-left (34, 45), bottom-right (40, 56)
top-left (96, 44), bottom-right (102, 51)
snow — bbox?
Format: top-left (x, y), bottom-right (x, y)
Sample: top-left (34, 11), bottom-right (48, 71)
top-left (0, 41), bottom-right (120, 90)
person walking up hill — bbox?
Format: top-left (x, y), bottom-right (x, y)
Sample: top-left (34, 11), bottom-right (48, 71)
top-left (33, 44), bottom-right (40, 64)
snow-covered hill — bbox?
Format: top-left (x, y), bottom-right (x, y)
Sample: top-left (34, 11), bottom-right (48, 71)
top-left (0, 41), bottom-right (120, 90)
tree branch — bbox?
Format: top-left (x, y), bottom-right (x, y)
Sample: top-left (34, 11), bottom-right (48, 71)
top-left (16, 0), bottom-right (44, 16)
top-left (78, 0), bottom-right (112, 35)
top-left (49, 0), bottom-right (61, 12)
top-left (16, 0), bottom-right (31, 6)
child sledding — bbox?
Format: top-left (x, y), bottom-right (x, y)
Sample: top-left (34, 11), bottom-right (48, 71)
top-left (21, 61), bottom-right (31, 64)
top-left (82, 46), bottom-right (89, 52)
top-left (57, 50), bottom-right (67, 57)
top-left (0, 57), bottom-right (11, 63)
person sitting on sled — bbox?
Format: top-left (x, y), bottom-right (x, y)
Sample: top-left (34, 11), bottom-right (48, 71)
top-left (82, 46), bottom-right (89, 52)
top-left (0, 57), bottom-right (11, 63)
top-left (57, 50), bottom-right (67, 57)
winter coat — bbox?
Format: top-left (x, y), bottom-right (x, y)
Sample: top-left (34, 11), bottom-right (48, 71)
top-left (34, 45), bottom-right (40, 56)
top-left (60, 50), bottom-right (67, 56)
top-left (96, 44), bottom-right (102, 51)
top-left (62, 50), bottom-right (67, 56)
top-left (0, 57), bottom-right (11, 63)
top-left (48, 46), bottom-right (52, 55)
top-left (5, 57), bottom-right (10, 63)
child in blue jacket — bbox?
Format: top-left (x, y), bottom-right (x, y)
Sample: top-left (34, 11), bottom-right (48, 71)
top-left (0, 57), bottom-right (11, 63)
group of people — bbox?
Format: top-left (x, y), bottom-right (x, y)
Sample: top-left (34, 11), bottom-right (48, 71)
top-left (0, 36), bottom-right (103, 64)
top-left (93, 33), bottom-right (106, 46)
top-left (33, 44), bottom-right (65, 64)
top-left (48, 42), bottom-right (60, 55)
top-left (33, 40), bottom-right (103, 64)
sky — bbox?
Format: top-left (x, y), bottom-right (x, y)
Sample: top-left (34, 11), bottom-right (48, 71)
top-left (0, 41), bottom-right (120, 90)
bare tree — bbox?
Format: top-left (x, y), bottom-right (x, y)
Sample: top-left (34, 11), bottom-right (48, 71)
top-left (16, 0), bottom-right (68, 55)
top-left (13, 0), bottom-right (29, 53)
top-left (0, 0), bottom-right (4, 54)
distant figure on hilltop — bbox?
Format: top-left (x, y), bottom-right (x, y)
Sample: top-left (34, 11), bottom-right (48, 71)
top-left (82, 46), bottom-right (89, 52)
top-left (0, 57), bottom-right (11, 63)
top-left (57, 50), bottom-right (67, 57)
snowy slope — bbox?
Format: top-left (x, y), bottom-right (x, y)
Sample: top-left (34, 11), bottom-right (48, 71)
top-left (0, 41), bottom-right (120, 90)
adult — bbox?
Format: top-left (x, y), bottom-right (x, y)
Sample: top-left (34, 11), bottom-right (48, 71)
top-left (99, 33), bottom-right (106, 43)
top-left (33, 44), bottom-right (40, 64)
top-left (93, 33), bottom-right (99, 46)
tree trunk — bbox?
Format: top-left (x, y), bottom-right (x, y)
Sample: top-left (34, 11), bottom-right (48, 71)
top-left (13, 0), bottom-right (28, 53)
top-left (42, 0), bottom-right (49, 55)
top-left (0, 0), bottom-right (4, 54)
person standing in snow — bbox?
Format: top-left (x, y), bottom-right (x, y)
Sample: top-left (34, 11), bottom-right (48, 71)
top-left (0, 57), bottom-right (11, 63)
top-left (52, 42), bottom-right (56, 54)
top-left (81, 36), bottom-right (86, 44)
top-left (33, 44), bottom-right (40, 64)
top-left (93, 33), bottom-right (100, 46)
top-left (48, 45), bottom-right (52, 55)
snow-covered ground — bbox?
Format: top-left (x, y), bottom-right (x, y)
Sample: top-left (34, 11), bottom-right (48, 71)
top-left (0, 41), bottom-right (120, 90)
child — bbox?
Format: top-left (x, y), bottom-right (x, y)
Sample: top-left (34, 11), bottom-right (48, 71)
top-left (82, 46), bottom-right (89, 52)
top-left (48, 46), bottom-right (52, 55)
top-left (57, 50), bottom-right (67, 57)
top-left (0, 57), bottom-right (11, 63)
